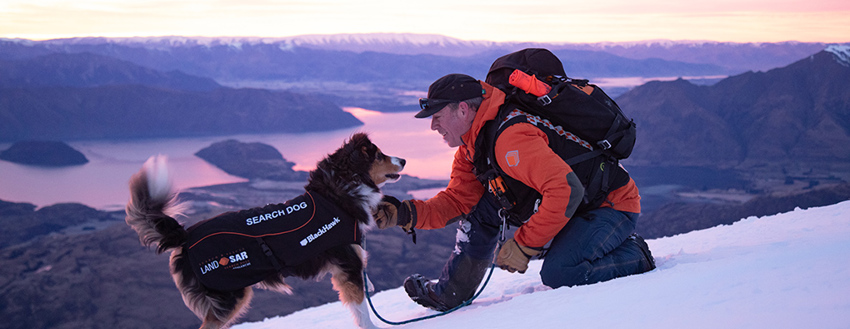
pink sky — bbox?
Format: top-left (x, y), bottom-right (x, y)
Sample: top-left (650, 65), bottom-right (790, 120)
top-left (1, 0), bottom-right (848, 43)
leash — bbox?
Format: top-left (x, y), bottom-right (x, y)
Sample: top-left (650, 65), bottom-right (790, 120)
top-left (363, 261), bottom-right (496, 326)
top-left (362, 223), bottom-right (506, 326)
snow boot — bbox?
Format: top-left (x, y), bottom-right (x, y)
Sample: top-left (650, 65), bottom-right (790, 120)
top-left (629, 233), bottom-right (656, 272)
top-left (404, 274), bottom-right (450, 311)
top-left (404, 252), bottom-right (492, 311)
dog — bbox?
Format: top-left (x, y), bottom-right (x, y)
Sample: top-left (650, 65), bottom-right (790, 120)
top-left (125, 133), bottom-right (404, 329)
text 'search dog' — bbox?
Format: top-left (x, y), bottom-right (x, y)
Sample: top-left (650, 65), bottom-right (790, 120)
top-left (125, 133), bottom-right (404, 329)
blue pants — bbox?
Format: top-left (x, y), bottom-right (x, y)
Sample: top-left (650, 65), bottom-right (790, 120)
top-left (433, 196), bottom-right (646, 306)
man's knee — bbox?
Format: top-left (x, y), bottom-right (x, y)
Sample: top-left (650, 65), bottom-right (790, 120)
top-left (540, 261), bottom-right (590, 289)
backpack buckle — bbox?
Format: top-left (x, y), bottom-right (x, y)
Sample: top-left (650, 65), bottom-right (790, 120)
top-left (597, 139), bottom-right (612, 150)
top-left (537, 95), bottom-right (552, 106)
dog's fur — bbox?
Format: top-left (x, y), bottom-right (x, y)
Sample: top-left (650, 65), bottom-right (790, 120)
top-left (125, 133), bottom-right (404, 329)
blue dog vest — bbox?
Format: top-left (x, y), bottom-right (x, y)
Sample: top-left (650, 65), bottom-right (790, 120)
top-left (185, 191), bottom-right (362, 291)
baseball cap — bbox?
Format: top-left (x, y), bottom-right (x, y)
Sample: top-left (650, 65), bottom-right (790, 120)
top-left (415, 74), bottom-right (484, 118)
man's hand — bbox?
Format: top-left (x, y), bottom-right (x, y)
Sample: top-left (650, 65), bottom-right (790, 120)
top-left (496, 238), bottom-right (541, 274)
top-left (374, 196), bottom-right (415, 231)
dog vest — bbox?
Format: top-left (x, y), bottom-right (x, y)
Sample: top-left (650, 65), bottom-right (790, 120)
top-left (184, 191), bottom-right (362, 291)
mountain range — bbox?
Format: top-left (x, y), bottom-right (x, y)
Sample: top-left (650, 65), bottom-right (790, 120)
top-left (1, 35), bottom-right (826, 109)
top-left (0, 51), bottom-right (362, 142)
top-left (2, 35), bottom-right (846, 174)
top-left (620, 45), bottom-right (850, 171)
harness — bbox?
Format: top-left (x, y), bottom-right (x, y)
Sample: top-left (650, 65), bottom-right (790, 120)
top-left (184, 191), bottom-right (361, 291)
top-left (473, 104), bottom-right (631, 227)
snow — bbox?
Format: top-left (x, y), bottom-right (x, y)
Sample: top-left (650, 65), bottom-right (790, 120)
top-left (281, 33), bottom-right (490, 47)
top-left (233, 200), bottom-right (850, 329)
top-left (826, 44), bottom-right (850, 67)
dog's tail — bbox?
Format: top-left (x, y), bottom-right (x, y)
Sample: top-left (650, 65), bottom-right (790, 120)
top-left (125, 155), bottom-right (188, 253)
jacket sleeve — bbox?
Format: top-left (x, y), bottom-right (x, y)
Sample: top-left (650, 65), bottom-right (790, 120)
top-left (410, 146), bottom-right (486, 230)
top-left (494, 123), bottom-right (585, 248)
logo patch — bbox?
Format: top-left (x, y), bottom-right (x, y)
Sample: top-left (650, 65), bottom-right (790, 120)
top-left (505, 150), bottom-right (520, 167)
top-left (300, 217), bottom-right (341, 247)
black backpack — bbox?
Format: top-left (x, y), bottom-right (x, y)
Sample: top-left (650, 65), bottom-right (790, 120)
top-left (485, 48), bottom-right (636, 163)
top-left (474, 48), bottom-right (637, 223)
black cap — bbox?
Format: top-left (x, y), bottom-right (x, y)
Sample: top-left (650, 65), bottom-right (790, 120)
top-left (415, 74), bottom-right (484, 118)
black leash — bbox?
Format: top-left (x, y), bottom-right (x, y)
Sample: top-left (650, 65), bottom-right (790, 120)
top-left (361, 223), bottom-right (505, 325)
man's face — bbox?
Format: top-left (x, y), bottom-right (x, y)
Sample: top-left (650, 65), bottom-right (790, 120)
top-left (430, 103), bottom-right (474, 148)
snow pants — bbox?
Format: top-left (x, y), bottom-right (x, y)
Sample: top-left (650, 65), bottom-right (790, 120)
top-left (432, 196), bottom-right (647, 307)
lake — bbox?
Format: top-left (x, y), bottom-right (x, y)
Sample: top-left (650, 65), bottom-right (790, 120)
top-left (0, 108), bottom-right (455, 210)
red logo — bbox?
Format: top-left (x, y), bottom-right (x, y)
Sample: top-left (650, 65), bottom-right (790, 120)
top-left (505, 150), bottom-right (520, 167)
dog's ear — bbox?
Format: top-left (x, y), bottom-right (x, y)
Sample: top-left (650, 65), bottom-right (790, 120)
top-left (349, 133), bottom-right (376, 161)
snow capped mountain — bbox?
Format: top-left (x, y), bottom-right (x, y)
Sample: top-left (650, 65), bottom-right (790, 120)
top-left (234, 200), bottom-right (850, 329)
top-left (826, 44), bottom-right (850, 67)
top-left (281, 33), bottom-right (496, 47)
top-left (19, 33), bottom-right (826, 71)
top-left (34, 33), bottom-right (499, 55)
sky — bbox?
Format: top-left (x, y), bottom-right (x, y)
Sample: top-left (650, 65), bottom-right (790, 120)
top-left (232, 200), bottom-right (850, 329)
top-left (1, 0), bottom-right (849, 43)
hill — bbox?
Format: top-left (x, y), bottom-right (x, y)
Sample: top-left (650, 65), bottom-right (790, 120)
top-left (0, 85), bottom-right (362, 141)
top-left (235, 200), bottom-right (850, 329)
top-left (1, 36), bottom-right (773, 111)
top-left (0, 49), bottom-right (363, 142)
top-left (619, 45), bottom-right (850, 171)
top-left (0, 140), bottom-right (88, 166)
top-left (0, 36), bottom-right (828, 112)
top-left (0, 52), bottom-right (221, 91)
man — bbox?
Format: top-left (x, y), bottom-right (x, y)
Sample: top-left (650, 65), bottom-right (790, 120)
top-left (375, 73), bottom-right (654, 311)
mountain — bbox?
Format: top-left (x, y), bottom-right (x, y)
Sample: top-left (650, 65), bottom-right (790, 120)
top-left (0, 85), bottom-right (362, 142)
top-left (237, 199), bottom-right (850, 329)
top-left (0, 52), bottom-right (221, 91)
top-left (74, 34), bottom-right (821, 73)
top-left (0, 51), bottom-right (363, 142)
top-left (2, 35), bottom-right (827, 112)
top-left (0, 37), bottom-right (722, 112)
top-left (565, 40), bottom-right (829, 73)
top-left (618, 45), bottom-right (850, 169)
top-left (638, 183), bottom-right (850, 239)
top-left (3, 37), bottom-right (733, 87)
top-left (277, 34), bottom-right (826, 73)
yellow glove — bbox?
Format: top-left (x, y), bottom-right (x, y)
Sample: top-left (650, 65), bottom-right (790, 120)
top-left (496, 238), bottom-right (541, 274)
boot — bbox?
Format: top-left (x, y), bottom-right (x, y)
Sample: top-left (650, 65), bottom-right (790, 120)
top-left (404, 253), bottom-right (492, 311)
top-left (403, 274), bottom-right (450, 311)
top-left (629, 233), bottom-right (656, 272)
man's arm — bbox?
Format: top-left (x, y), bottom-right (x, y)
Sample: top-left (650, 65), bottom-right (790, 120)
top-left (375, 146), bottom-right (486, 231)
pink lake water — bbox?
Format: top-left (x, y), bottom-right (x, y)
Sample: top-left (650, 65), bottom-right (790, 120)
top-left (0, 108), bottom-right (454, 210)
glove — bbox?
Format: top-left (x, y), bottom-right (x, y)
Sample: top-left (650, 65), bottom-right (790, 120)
top-left (374, 195), bottom-right (415, 231)
top-left (496, 238), bottom-right (541, 274)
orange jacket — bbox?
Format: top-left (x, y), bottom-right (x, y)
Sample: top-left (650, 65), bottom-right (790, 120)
top-left (411, 81), bottom-right (641, 248)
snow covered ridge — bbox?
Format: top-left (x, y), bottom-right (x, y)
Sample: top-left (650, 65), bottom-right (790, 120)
top-left (281, 33), bottom-right (497, 47)
top-left (27, 33), bottom-right (495, 48)
top-left (826, 44), bottom-right (850, 67)
top-left (233, 200), bottom-right (850, 329)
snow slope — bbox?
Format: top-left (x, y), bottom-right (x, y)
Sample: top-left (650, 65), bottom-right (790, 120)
top-left (235, 200), bottom-right (850, 329)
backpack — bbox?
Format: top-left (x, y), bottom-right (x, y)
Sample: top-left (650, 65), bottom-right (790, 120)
top-left (473, 48), bottom-right (637, 224)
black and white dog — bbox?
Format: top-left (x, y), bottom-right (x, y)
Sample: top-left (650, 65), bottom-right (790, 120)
top-left (125, 133), bottom-right (404, 329)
